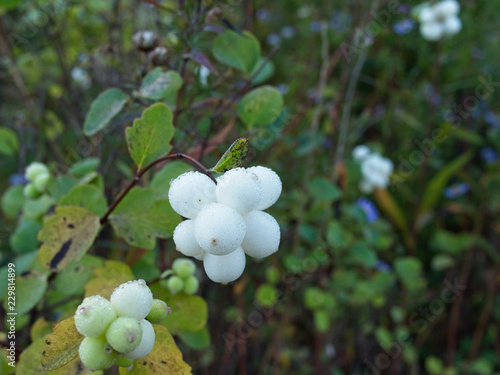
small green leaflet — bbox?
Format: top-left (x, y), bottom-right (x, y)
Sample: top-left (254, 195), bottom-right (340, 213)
top-left (83, 88), bottom-right (129, 136)
top-left (210, 138), bottom-right (249, 173)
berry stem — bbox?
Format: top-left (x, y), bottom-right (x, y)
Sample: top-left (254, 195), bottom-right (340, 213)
top-left (100, 153), bottom-right (215, 224)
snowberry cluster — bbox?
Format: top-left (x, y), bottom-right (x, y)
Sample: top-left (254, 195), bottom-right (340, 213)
top-left (416, 0), bottom-right (461, 41)
top-left (75, 280), bottom-right (170, 371)
top-left (163, 258), bottom-right (199, 295)
top-left (352, 145), bottom-right (393, 194)
top-left (169, 166), bottom-right (281, 284)
top-left (23, 162), bottom-right (51, 199)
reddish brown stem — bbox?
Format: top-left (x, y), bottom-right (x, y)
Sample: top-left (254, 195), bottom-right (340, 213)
top-left (100, 153), bottom-right (215, 224)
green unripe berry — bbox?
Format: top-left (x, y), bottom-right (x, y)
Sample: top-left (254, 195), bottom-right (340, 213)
top-left (172, 258), bottom-right (196, 279)
top-left (182, 276), bottom-right (199, 295)
top-left (75, 296), bottom-right (117, 338)
top-left (78, 336), bottom-right (117, 371)
top-left (115, 356), bottom-right (134, 368)
top-left (23, 183), bottom-right (40, 199)
top-left (106, 317), bottom-right (143, 353)
top-left (166, 276), bottom-right (184, 294)
top-left (125, 319), bottom-right (156, 360)
top-left (33, 172), bottom-right (50, 192)
top-left (25, 162), bottom-right (49, 182)
top-left (146, 299), bottom-right (171, 324)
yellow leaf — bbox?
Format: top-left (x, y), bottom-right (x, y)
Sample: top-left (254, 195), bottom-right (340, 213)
top-left (85, 260), bottom-right (134, 299)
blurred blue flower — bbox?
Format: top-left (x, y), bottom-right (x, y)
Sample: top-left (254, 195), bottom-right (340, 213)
top-left (256, 8), bottom-right (270, 22)
top-left (484, 111), bottom-right (500, 127)
top-left (375, 260), bottom-right (392, 273)
top-left (444, 182), bottom-right (469, 199)
top-left (398, 4), bottom-right (411, 14)
top-left (310, 20), bottom-right (322, 33)
top-left (280, 26), bottom-right (296, 39)
top-left (480, 147), bottom-right (498, 164)
top-left (393, 19), bottom-right (416, 35)
top-left (470, 47), bottom-right (484, 60)
top-left (266, 33), bottom-right (281, 46)
top-left (9, 173), bottom-right (28, 186)
top-left (330, 11), bottom-right (351, 32)
top-left (276, 84), bottom-right (290, 95)
top-left (357, 197), bottom-right (379, 223)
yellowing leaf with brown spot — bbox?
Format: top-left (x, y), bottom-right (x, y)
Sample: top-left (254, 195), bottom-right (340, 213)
top-left (119, 325), bottom-right (191, 375)
top-left (38, 206), bottom-right (100, 271)
top-left (41, 317), bottom-right (85, 371)
top-left (84, 260), bottom-right (134, 299)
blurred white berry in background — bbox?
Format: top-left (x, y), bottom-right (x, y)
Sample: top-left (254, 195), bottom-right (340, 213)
top-left (353, 146), bottom-right (393, 194)
top-left (416, 0), bottom-right (461, 41)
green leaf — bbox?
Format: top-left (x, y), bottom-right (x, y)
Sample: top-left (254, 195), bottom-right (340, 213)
top-left (3, 271), bottom-right (47, 315)
top-left (9, 218), bottom-right (41, 253)
top-left (178, 327), bottom-right (211, 350)
top-left (48, 176), bottom-right (78, 201)
top-left (119, 325), bottom-right (191, 375)
top-left (23, 195), bottom-right (55, 218)
top-left (442, 123), bottom-right (484, 146)
top-left (307, 177), bottom-right (341, 201)
top-left (313, 310), bottom-right (330, 333)
top-left (1, 185), bottom-right (24, 219)
top-left (0, 127), bottom-right (18, 156)
top-left (37, 206), bottom-right (100, 271)
top-left (347, 241), bottom-right (378, 268)
top-left (59, 184), bottom-right (107, 217)
top-left (151, 284), bottom-right (208, 334)
top-left (137, 68), bottom-right (183, 101)
top-left (394, 257), bottom-right (425, 290)
top-left (255, 284), bottom-right (278, 307)
top-left (238, 86), bottom-right (284, 127)
top-left (417, 150), bottom-right (474, 223)
top-left (431, 254), bottom-right (456, 271)
top-left (210, 138), bottom-right (249, 173)
top-left (83, 88), bottom-right (128, 136)
top-left (375, 327), bottom-right (393, 350)
top-left (85, 260), bottom-right (134, 299)
top-left (212, 30), bottom-right (260, 73)
top-left (150, 161), bottom-right (193, 200)
top-left (250, 57), bottom-right (275, 85)
top-left (326, 221), bottom-right (348, 248)
top-left (41, 317), bottom-right (85, 371)
top-left (373, 188), bottom-right (409, 237)
top-left (126, 103), bottom-right (175, 170)
top-left (69, 158), bottom-right (100, 176)
top-left (425, 356), bottom-right (444, 375)
top-left (53, 255), bottom-right (104, 296)
top-left (304, 287), bottom-right (326, 310)
top-left (109, 187), bottom-right (180, 249)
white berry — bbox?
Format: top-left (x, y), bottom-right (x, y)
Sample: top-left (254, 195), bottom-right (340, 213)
top-left (247, 166), bottom-right (282, 210)
top-left (241, 211), bottom-right (280, 258)
top-left (194, 203), bottom-right (246, 255)
top-left (173, 220), bottom-right (204, 257)
top-left (106, 317), bottom-right (143, 353)
top-left (79, 336), bottom-right (117, 371)
top-left (203, 246), bottom-right (246, 283)
top-left (110, 280), bottom-right (153, 320)
top-left (168, 171), bottom-right (216, 218)
top-left (215, 168), bottom-right (263, 215)
top-left (75, 295), bottom-right (117, 338)
top-left (125, 319), bottom-right (156, 359)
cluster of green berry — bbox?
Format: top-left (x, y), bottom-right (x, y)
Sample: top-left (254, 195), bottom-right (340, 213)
top-left (161, 258), bottom-right (199, 295)
top-left (23, 162), bottom-right (51, 199)
top-left (75, 280), bottom-right (171, 371)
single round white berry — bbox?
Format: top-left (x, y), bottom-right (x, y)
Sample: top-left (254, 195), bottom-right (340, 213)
top-left (106, 317), bottom-right (143, 353)
top-left (194, 203), bottom-right (246, 255)
top-left (110, 280), bottom-right (153, 320)
top-left (75, 295), bottom-right (117, 338)
top-left (247, 166), bottom-right (282, 210)
top-left (241, 211), bottom-right (280, 258)
top-left (125, 319), bottom-right (156, 359)
top-left (420, 22), bottom-right (443, 41)
top-left (352, 145), bottom-right (371, 162)
top-left (168, 171), bottom-right (216, 218)
top-left (434, 0), bottom-right (460, 17)
top-left (443, 16), bottom-right (461, 36)
top-left (215, 168), bottom-right (263, 215)
top-left (79, 336), bottom-right (117, 371)
top-left (203, 247), bottom-right (246, 283)
top-left (173, 220), bottom-right (204, 257)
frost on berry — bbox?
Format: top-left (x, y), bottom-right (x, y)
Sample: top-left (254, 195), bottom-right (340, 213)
top-left (172, 258), bottom-right (196, 278)
top-left (246, 166), bottom-right (282, 210)
top-left (215, 168), bottom-right (263, 215)
top-left (194, 203), bottom-right (246, 255)
top-left (106, 317), bottom-right (143, 353)
top-left (241, 211), bottom-right (281, 258)
top-left (146, 299), bottom-right (171, 323)
top-left (125, 319), bottom-right (156, 359)
top-left (79, 336), bottom-right (117, 371)
top-left (75, 295), bottom-right (117, 338)
top-left (173, 220), bottom-right (204, 257)
top-left (203, 246), bottom-right (246, 283)
top-left (110, 279), bottom-right (153, 320)
top-left (168, 171), bottom-right (216, 218)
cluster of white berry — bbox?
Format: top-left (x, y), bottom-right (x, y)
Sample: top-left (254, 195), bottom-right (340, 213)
top-left (23, 162), bottom-right (51, 199)
top-left (352, 145), bottom-right (393, 194)
top-left (416, 0), bottom-right (461, 41)
top-left (169, 166), bottom-right (281, 284)
top-left (75, 280), bottom-right (170, 371)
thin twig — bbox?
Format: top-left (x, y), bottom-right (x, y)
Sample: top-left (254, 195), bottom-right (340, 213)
top-left (100, 153), bottom-right (215, 224)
